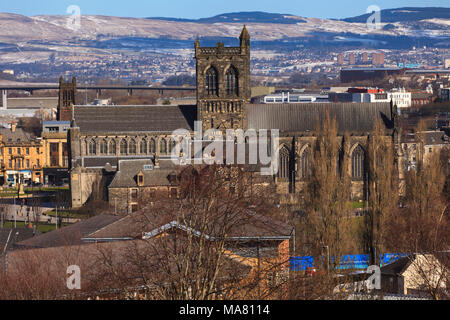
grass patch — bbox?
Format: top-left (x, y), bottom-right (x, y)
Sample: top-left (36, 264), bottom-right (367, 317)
top-left (24, 186), bottom-right (69, 192)
top-left (1, 221), bottom-right (69, 233)
top-left (0, 193), bottom-right (30, 198)
top-left (45, 210), bottom-right (87, 219)
top-left (351, 201), bottom-right (367, 209)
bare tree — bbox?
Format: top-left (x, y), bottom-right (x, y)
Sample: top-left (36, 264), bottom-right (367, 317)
top-left (87, 164), bottom-right (289, 300)
top-left (301, 113), bottom-right (353, 274)
top-left (364, 118), bottom-right (399, 265)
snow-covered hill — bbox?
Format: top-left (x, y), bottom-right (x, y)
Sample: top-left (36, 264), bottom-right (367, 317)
top-left (0, 9), bottom-right (448, 44)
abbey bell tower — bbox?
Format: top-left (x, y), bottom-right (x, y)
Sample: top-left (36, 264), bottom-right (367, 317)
top-left (57, 76), bottom-right (77, 121)
top-left (195, 26), bottom-right (251, 132)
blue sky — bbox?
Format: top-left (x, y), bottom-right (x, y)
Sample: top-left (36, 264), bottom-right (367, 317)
top-left (0, 0), bottom-right (448, 19)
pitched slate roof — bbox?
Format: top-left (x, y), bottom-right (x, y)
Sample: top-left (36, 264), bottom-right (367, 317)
top-left (73, 105), bottom-right (197, 133)
top-left (0, 228), bottom-right (38, 253)
top-left (380, 256), bottom-right (412, 275)
top-left (420, 131), bottom-right (449, 145)
top-left (84, 210), bottom-right (293, 242)
top-left (0, 127), bottom-right (35, 145)
top-left (108, 159), bottom-right (178, 188)
top-left (3, 236), bottom-right (252, 296)
top-left (246, 102), bottom-right (394, 134)
top-left (14, 214), bottom-right (121, 249)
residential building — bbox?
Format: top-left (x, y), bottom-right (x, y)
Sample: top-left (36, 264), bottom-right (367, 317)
top-left (41, 121), bottom-right (70, 185)
top-left (411, 92), bottom-right (433, 107)
top-left (0, 123), bottom-right (43, 186)
top-left (380, 253), bottom-right (448, 297)
top-left (400, 130), bottom-right (450, 172)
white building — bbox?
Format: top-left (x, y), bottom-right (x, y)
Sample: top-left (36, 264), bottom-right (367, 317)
top-left (263, 92), bottom-right (329, 103)
top-left (388, 88), bottom-right (412, 109)
top-left (351, 89), bottom-right (412, 108)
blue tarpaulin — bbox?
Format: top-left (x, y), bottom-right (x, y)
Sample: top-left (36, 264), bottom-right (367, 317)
top-left (289, 253), bottom-right (407, 271)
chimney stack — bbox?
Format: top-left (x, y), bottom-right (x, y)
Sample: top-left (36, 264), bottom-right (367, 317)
top-left (11, 121), bottom-right (16, 132)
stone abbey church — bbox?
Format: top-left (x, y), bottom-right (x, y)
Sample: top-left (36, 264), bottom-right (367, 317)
top-left (61, 27), bottom-right (398, 213)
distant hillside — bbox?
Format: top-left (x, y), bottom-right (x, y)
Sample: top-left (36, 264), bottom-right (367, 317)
top-left (342, 7), bottom-right (450, 23)
top-left (148, 11), bottom-right (307, 24)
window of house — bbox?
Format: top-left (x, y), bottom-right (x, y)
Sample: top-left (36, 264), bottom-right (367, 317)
top-left (26, 148), bottom-right (29, 155)
top-left (131, 189), bottom-right (138, 200)
top-left (131, 204), bottom-right (138, 213)
top-left (138, 174), bottom-right (144, 186)
top-left (17, 148), bottom-right (21, 155)
top-left (170, 188), bottom-right (178, 198)
top-left (26, 159), bottom-right (30, 168)
top-left (8, 148), bottom-right (12, 155)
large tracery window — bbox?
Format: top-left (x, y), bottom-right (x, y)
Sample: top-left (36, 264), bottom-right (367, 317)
top-left (226, 66), bottom-right (239, 96)
top-left (351, 145), bottom-right (365, 180)
top-left (300, 147), bottom-right (311, 179)
top-left (205, 67), bottom-right (218, 96)
top-left (278, 146), bottom-right (290, 179)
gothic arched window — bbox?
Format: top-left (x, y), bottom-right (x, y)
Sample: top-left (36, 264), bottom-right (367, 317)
top-left (100, 139), bottom-right (108, 154)
top-left (88, 140), bottom-right (96, 155)
top-left (140, 139), bottom-right (147, 154)
top-left (160, 138), bottom-right (167, 154)
top-left (129, 139), bottom-right (137, 154)
top-left (351, 145), bottom-right (365, 180)
top-left (278, 146), bottom-right (290, 179)
top-left (149, 138), bottom-right (156, 153)
top-left (120, 139), bottom-right (128, 155)
top-left (205, 67), bottom-right (218, 96)
top-left (169, 138), bottom-right (176, 154)
top-left (226, 66), bottom-right (238, 96)
top-left (300, 147), bottom-right (311, 179)
top-left (109, 140), bottom-right (116, 155)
